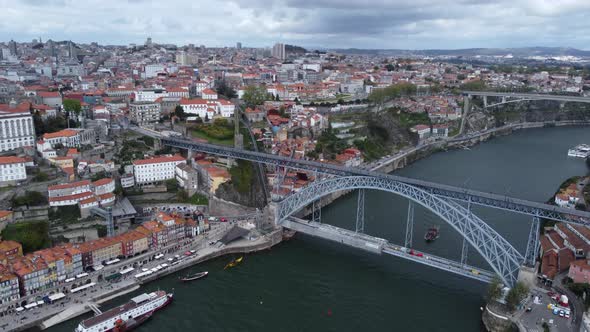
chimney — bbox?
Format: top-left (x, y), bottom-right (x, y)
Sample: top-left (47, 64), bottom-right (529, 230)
top-left (8, 99), bottom-right (17, 109)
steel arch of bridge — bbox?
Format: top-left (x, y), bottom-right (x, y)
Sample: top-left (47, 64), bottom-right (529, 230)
top-left (485, 99), bottom-right (535, 108)
top-left (277, 176), bottom-right (525, 286)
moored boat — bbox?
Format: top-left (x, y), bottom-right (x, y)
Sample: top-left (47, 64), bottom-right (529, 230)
top-left (224, 256), bottom-right (243, 270)
top-left (74, 290), bottom-right (173, 332)
top-left (424, 226), bottom-right (440, 242)
top-left (179, 271), bottom-right (208, 282)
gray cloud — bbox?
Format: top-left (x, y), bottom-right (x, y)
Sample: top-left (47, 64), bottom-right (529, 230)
top-left (0, 0), bottom-right (589, 49)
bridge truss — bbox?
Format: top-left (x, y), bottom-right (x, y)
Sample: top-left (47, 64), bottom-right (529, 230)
top-left (158, 135), bottom-right (590, 225)
top-left (277, 176), bottom-right (525, 286)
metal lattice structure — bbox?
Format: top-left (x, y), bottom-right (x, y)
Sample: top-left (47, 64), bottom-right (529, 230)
top-left (152, 133), bottom-right (590, 225)
top-left (277, 176), bottom-right (525, 286)
top-left (524, 216), bottom-right (541, 266)
top-left (356, 189), bottom-right (365, 233)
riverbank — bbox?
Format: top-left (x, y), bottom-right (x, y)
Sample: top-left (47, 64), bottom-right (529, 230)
top-left (5, 229), bottom-right (282, 332)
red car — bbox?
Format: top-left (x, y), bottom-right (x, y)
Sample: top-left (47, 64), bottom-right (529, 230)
top-left (220, 218), bottom-right (228, 222)
top-left (415, 253), bottom-right (424, 257)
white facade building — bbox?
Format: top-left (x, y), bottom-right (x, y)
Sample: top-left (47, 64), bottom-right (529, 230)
top-left (42, 129), bottom-right (94, 148)
top-left (133, 155), bottom-right (186, 185)
top-left (0, 156), bottom-right (27, 186)
top-left (144, 64), bottom-right (166, 78)
top-left (0, 103), bottom-right (35, 152)
top-left (129, 102), bottom-right (161, 125)
top-left (134, 89), bottom-right (168, 102)
top-left (180, 98), bottom-right (235, 119)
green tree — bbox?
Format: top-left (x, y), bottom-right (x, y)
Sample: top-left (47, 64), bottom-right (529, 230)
top-left (166, 179), bottom-right (178, 192)
top-left (12, 191), bottom-right (47, 207)
top-left (229, 160), bottom-right (254, 193)
top-left (1, 221), bottom-right (50, 253)
top-left (505, 282), bottom-right (529, 311)
top-left (368, 82), bottom-right (417, 108)
top-left (33, 172), bottom-right (49, 182)
top-left (242, 85), bottom-right (269, 108)
top-left (385, 63), bottom-right (395, 71)
top-left (173, 105), bottom-right (186, 119)
top-left (63, 99), bottom-right (82, 115)
top-left (216, 80), bottom-right (237, 99)
top-left (461, 79), bottom-right (487, 91)
top-left (486, 276), bottom-right (503, 302)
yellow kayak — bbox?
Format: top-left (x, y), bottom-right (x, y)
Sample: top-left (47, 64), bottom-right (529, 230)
top-left (224, 256), bottom-right (244, 270)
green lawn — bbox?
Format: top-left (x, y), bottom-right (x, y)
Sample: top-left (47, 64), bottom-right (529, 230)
top-left (191, 129), bottom-right (234, 146)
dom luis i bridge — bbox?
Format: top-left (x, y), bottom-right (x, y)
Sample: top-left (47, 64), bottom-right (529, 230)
top-left (132, 123), bottom-right (590, 287)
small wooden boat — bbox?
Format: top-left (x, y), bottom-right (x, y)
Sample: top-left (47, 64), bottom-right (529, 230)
top-left (224, 256), bottom-right (243, 270)
top-left (179, 271), bottom-right (208, 282)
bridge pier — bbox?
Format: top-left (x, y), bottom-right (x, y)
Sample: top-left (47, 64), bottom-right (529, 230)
top-left (461, 238), bottom-right (469, 267)
top-left (483, 95), bottom-right (487, 108)
top-left (524, 216), bottom-right (540, 266)
top-left (459, 95), bottom-right (471, 135)
top-left (312, 198), bottom-right (322, 223)
top-left (356, 189), bottom-right (365, 233)
top-left (265, 202), bottom-right (280, 229)
top-left (405, 201), bottom-right (414, 248)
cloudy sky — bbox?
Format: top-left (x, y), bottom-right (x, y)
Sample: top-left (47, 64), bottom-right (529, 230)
top-left (1, 0), bottom-right (589, 49)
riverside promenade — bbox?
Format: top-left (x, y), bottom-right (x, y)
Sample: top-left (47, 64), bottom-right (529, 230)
top-left (0, 223), bottom-right (282, 332)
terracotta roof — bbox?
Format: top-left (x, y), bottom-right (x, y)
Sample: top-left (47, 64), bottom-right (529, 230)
top-left (37, 91), bottom-right (60, 98)
top-left (48, 180), bottom-right (91, 191)
top-left (92, 178), bottom-right (114, 187)
top-left (180, 98), bottom-right (207, 105)
top-left (0, 156), bottom-right (25, 165)
top-left (99, 193), bottom-right (115, 200)
top-left (43, 129), bottom-right (79, 139)
top-left (48, 191), bottom-right (93, 202)
top-left (79, 197), bottom-right (99, 205)
top-left (133, 154), bottom-right (185, 165)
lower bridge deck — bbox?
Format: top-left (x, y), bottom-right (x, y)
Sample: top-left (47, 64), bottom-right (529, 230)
top-left (282, 218), bottom-right (495, 283)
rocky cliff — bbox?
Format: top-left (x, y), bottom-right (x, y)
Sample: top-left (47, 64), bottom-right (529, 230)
top-left (214, 160), bottom-right (266, 208)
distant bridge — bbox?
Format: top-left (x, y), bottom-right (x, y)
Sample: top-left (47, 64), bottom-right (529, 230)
top-left (459, 91), bottom-right (590, 134)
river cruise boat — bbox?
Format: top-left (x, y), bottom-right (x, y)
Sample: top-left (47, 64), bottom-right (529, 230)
top-left (74, 290), bottom-right (173, 332)
top-left (568, 144), bottom-right (590, 158)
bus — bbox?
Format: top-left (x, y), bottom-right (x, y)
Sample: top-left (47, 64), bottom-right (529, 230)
top-left (75, 273), bottom-right (89, 279)
top-left (65, 277), bottom-right (75, 283)
top-left (120, 267), bottom-right (135, 275)
top-left (104, 258), bottom-right (121, 266)
top-left (134, 271), bottom-right (152, 279)
top-left (71, 283), bottom-right (96, 293)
